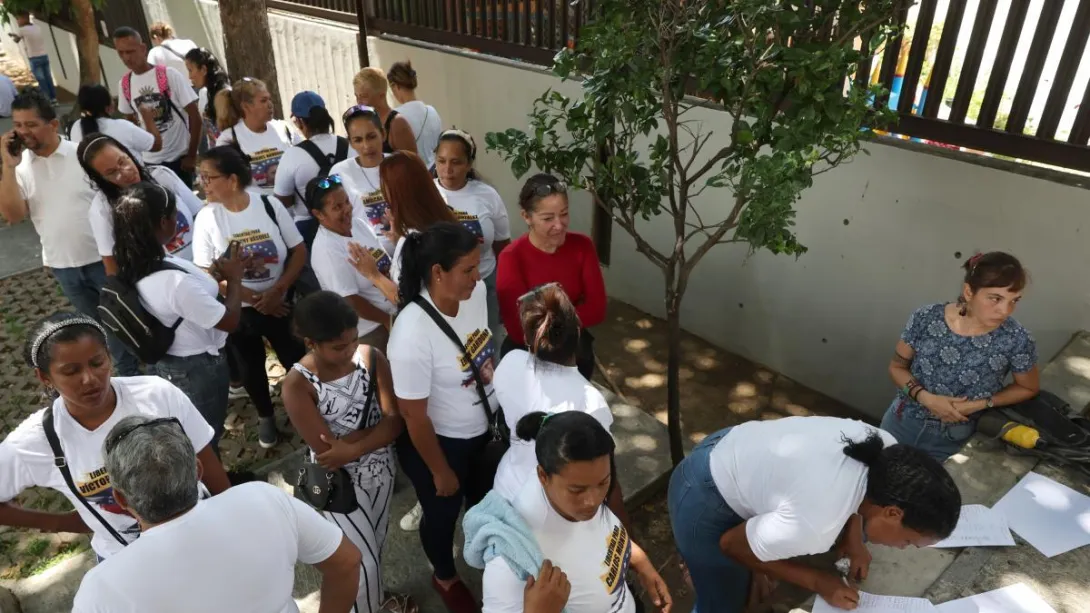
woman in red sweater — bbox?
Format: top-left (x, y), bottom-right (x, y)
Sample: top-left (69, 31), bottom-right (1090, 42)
top-left (496, 173), bottom-right (607, 379)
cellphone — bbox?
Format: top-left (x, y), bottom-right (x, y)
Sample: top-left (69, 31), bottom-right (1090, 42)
top-left (7, 134), bottom-right (23, 157)
top-left (219, 240), bottom-right (241, 260)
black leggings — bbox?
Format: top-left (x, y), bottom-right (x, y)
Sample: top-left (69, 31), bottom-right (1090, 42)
top-left (226, 307), bottom-right (305, 418)
top-left (396, 431), bottom-right (493, 580)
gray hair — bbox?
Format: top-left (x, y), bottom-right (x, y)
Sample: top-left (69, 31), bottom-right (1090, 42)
top-left (103, 415), bottom-right (199, 524)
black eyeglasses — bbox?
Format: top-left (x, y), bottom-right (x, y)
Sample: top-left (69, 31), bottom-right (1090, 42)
top-left (316, 174), bottom-right (343, 190)
top-left (532, 180), bottom-right (568, 199)
top-left (104, 417), bottom-right (182, 456)
top-left (342, 104), bottom-right (378, 124)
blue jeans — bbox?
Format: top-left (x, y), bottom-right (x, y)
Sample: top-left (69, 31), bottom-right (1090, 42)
top-left (51, 262), bottom-right (141, 377)
top-left (154, 352), bottom-right (229, 452)
top-left (668, 427), bottom-right (749, 613)
top-left (879, 398), bottom-right (975, 462)
top-left (483, 268), bottom-right (504, 351)
top-left (28, 56), bottom-right (56, 101)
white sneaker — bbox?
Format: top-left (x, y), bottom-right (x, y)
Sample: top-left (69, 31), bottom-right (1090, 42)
top-left (399, 502), bottom-right (423, 531)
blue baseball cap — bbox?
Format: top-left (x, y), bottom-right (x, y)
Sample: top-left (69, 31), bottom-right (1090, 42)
top-left (290, 91), bottom-right (326, 118)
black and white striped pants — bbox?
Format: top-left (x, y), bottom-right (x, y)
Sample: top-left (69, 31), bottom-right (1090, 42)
top-left (324, 478), bottom-right (394, 613)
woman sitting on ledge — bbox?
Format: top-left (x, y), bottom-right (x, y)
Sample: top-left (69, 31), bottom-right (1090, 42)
top-left (881, 251), bottom-right (1039, 461)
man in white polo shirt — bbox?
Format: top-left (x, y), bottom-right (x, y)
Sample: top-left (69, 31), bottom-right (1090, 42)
top-left (113, 26), bottom-right (201, 188)
top-left (72, 415), bottom-right (362, 613)
top-left (0, 90), bottom-right (140, 376)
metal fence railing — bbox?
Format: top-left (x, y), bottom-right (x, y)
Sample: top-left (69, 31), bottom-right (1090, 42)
top-left (169, 0), bottom-right (1090, 173)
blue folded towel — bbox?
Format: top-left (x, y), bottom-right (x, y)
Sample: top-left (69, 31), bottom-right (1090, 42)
top-left (463, 490), bottom-right (571, 612)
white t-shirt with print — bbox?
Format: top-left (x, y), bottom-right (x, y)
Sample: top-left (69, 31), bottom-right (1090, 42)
top-left (311, 221), bottom-right (396, 337)
top-left (117, 65), bottom-right (198, 165)
top-left (396, 100), bottom-right (442, 168)
top-left (69, 117), bottom-right (155, 154)
top-left (274, 133), bottom-right (347, 220)
top-left (88, 166), bottom-right (202, 260)
top-left (147, 38), bottom-right (198, 78)
top-left (0, 376), bottom-right (214, 559)
top-left (492, 350), bottom-right (614, 501)
top-left (709, 416), bottom-right (897, 563)
top-left (71, 482), bottom-right (342, 613)
top-left (330, 156), bottom-right (395, 254)
top-left (216, 120), bottom-right (301, 196)
top-left (192, 191), bottom-right (304, 302)
top-left (136, 255), bottom-right (228, 357)
top-left (387, 283), bottom-right (498, 438)
top-left (483, 478), bottom-right (636, 613)
top-left (437, 179), bottom-right (511, 278)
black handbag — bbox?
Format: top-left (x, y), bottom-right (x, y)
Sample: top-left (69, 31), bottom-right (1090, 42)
top-left (412, 296), bottom-right (510, 475)
top-left (294, 347), bottom-right (378, 514)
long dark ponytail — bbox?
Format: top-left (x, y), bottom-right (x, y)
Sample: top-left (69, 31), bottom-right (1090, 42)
top-left (112, 182), bottom-right (176, 285)
top-left (397, 221), bottom-right (481, 309)
top-left (184, 47), bottom-right (230, 127)
top-left (76, 84), bottom-right (111, 140)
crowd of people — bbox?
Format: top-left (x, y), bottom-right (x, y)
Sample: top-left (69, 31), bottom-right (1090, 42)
top-left (0, 16), bottom-right (1042, 613)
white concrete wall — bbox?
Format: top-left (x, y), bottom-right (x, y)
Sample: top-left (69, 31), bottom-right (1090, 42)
top-left (363, 38), bottom-right (1090, 418)
top-left (30, 3), bottom-right (1090, 417)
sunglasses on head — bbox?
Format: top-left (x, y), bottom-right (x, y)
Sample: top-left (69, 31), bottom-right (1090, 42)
top-left (316, 174), bottom-right (343, 190)
top-left (104, 417), bottom-right (183, 456)
top-left (532, 180), bottom-right (567, 199)
top-left (342, 104), bottom-right (378, 124)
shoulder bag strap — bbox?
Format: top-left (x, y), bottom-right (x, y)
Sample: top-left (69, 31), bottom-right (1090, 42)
top-left (360, 346), bottom-right (378, 431)
top-left (410, 296), bottom-right (496, 431)
top-left (42, 408), bottom-right (129, 546)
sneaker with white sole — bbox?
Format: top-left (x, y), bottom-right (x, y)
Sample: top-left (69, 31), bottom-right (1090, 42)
top-left (258, 417), bottom-right (279, 449)
top-left (399, 502), bottom-right (423, 531)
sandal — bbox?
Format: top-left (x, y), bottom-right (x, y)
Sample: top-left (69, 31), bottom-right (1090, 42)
top-left (380, 591), bottom-right (419, 613)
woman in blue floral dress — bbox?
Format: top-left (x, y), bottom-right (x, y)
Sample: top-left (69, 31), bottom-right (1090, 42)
top-left (881, 252), bottom-right (1039, 461)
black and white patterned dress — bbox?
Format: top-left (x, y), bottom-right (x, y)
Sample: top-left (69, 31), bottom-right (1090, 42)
top-left (292, 348), bottom-right (394, 613)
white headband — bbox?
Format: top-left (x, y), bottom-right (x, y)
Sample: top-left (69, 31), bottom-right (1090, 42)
top-left (30, 316), bottom-right (107, 369)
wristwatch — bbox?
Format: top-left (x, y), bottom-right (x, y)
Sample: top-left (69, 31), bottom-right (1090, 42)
top-left (985, 396), bottom-right (994, 409)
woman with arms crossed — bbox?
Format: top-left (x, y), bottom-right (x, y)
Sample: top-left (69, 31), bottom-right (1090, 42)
top-left (881, 252), bottom-right (1038, 461)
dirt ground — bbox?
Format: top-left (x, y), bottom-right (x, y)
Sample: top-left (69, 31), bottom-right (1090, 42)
top-left (591, 301), bottom-right (870, 612)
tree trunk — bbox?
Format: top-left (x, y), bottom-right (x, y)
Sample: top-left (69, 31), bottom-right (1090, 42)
top-left (217, 0), bottom-right (283, 116)
top-left (71, 0), bottom-right (99, 85)
top-left (666, 290), bottom-right (685, 466)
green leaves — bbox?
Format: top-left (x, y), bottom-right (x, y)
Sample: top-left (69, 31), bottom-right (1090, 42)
top-left (486, 0), bottom-right (900, 270)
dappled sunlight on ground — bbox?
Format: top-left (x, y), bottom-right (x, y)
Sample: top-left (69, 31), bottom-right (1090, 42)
top-left (595, 299), bottom-right (872, 612)
top-left (595, 300), bottom-right (869, 440)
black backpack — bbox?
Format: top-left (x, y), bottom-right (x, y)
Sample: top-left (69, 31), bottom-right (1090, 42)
top-left (97, 262), bottom-right (187, 364)
top-left (295, 137), bottom-right (350, 200)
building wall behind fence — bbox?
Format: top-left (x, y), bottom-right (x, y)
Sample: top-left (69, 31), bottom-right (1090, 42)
top-left (32, 4), bottom-right (1090, 418)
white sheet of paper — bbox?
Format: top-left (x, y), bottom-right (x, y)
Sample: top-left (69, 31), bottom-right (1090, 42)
top-left (934, 583), bottom-right (1056, 613)
top-left (813, 592), bottom-right (936, 613)
top-left (992, 471), bottom-right (1090, 557)
top-left (930, 504), bottom-right (1016, 548)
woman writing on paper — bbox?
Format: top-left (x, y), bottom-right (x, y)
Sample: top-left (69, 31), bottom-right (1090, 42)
top-left (668, 416), bottom-right (962, 612)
